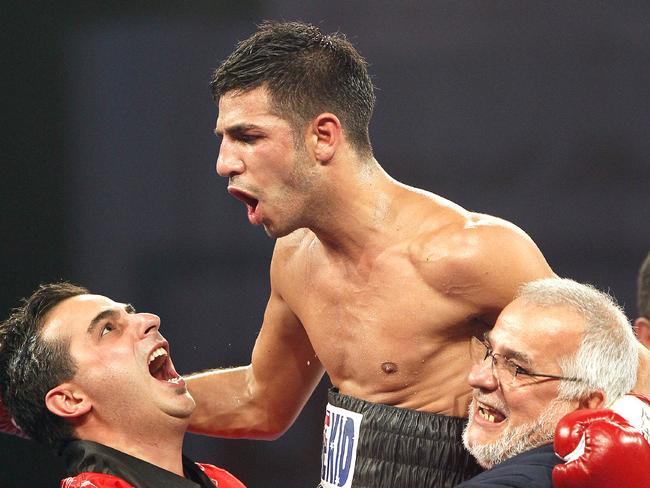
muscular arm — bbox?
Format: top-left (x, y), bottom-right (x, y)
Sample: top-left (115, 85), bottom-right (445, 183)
top-left (187, 241), bottom-right (324, 439)
top-left (467, 217), bottom-right (555, 311)
top-left (421, 214), bottom-right (555, 320)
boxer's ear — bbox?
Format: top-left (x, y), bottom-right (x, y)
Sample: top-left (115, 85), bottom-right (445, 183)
top-left (45, 383), bottom-right (91, 419)
top-left (310, 113), bottom-right (342, 164)
top-left (634, 317), bottom-right (650, 349)
top-left (579, 390), bottom-right (605, 410)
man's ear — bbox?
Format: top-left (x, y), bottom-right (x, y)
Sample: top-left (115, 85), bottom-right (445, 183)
top-left (634, 317), bottom-right (650, 349)
top-left (578, 390), bottom-right (605, 410)
top-left (45, 383), bottom-right (91, 419)
top-left (309, 113), bottom-right (342, 164)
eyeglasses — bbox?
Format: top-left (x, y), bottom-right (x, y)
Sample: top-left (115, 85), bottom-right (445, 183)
top-left (469, 335), bottom-right (581, 386)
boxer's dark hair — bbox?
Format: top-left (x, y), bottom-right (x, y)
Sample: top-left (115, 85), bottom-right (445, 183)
top-left (639, 252), bottom-right (650, 319)
top-left (0, 282), bottom-right (88, 449)
top-left (210, 20), bottom-right (375, 156)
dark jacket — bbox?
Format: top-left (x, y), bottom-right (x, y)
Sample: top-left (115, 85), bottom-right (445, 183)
top-left (455, 444), bottom-right (561, 487)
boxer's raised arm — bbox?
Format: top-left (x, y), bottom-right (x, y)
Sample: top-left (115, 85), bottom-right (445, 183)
top-left (187, 239), bottom-right (324, 440)
top-left (187, 291), bottom-right (323, 439)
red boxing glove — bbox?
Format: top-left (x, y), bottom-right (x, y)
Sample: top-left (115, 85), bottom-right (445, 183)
top-left (553, 396), bottom-right (650, 488)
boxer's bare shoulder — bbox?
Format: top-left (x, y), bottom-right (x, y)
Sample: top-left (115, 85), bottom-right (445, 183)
top-left (409, 201), bottom-right (554, 314)
top-left (374, 186), bottom-right (552, 308)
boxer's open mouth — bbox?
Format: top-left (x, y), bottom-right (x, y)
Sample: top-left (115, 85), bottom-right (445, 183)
top-left (477, 403), bottom-right (506, 423)
top-left (148, 347), bottom-right (182, 384)
top-left (228, 187), bottom-right (261, 224)
top-left (228, 187), bottom-right (259, 212)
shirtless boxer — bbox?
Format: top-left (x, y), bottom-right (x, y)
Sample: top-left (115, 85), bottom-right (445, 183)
top-left (186, 21), bottom-right (554, 487)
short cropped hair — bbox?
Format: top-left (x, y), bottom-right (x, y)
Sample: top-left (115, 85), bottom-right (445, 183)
top-left (0, 282), bottom-right (88, 448)
top-left (210, 21), bottom-right (376, 155)
top-left (638, 253), bottom-right (650, 319)
top-left (517, 278), bottom-right (637, 407)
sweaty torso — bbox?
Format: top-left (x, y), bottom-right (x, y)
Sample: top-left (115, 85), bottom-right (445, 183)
top-left (274, 192), bottom-right (525, 417)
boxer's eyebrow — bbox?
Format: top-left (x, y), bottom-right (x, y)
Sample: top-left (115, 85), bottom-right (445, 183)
top-left (214, 123), bottom-right (260, 137)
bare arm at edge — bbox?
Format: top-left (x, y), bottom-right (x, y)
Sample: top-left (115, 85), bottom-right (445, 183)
top-left (186, 244), bottom-right (325, 440)
top-left (635, 343), bottom-right (650, 397)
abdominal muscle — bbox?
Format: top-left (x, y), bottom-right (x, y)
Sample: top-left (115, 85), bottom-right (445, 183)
top-left (320, 333), bottom-right (476, 418)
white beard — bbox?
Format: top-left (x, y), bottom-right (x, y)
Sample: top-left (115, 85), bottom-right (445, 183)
top-left (462, 398), bottom-right (571, 469)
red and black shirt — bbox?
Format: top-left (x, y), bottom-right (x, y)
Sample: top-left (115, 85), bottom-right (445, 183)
top-left (60, 440), bottom-right (246, 488)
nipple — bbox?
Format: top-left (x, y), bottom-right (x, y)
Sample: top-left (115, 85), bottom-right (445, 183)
top-left (381, 362), bottom-right (398, 374)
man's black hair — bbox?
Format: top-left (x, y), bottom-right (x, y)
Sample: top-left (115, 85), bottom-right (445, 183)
top-left (0, 282), bottom-right (88, 449)
top-left (211, 21), bottom-right (376, 155)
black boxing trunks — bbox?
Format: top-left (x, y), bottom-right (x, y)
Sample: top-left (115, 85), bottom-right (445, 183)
top-left (319, 388), bottom-right (483, 488)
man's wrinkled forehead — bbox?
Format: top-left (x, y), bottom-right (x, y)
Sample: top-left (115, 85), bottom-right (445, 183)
top-left (490, 297), bottom-right (584, 361)
top-left (488, 298), bottom-right (529, 342)
top-left (40, 294), bottom-right (121, 341)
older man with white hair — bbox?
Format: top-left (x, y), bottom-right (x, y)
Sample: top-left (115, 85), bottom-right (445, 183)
top-left (458, 277), bottom-right (650, 487)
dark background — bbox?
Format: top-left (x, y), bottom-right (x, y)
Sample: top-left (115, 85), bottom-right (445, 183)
top-left (2, 2), bottom-right (649, 487)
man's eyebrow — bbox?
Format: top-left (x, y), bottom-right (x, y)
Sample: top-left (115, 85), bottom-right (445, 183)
top-left (86, 304), bottom-right (136, 334)
top-left (485, 332), bottom-right (533, 366)
top-left (215, 123), bottom-right (261, 137)
top-left (87, 309), bottom-right (120, 335)
top-left (502, 348), bottom-right (532, 366)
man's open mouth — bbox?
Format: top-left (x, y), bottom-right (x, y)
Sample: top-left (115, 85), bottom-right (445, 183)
top-left (228, 187), bottom-right (261, 225)
top-left (477, 402), bottom-right (507, 424)
top-left (148, 347), bottom-right (182, 384)
top-left (228, 187), bottom-right (259, 211)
